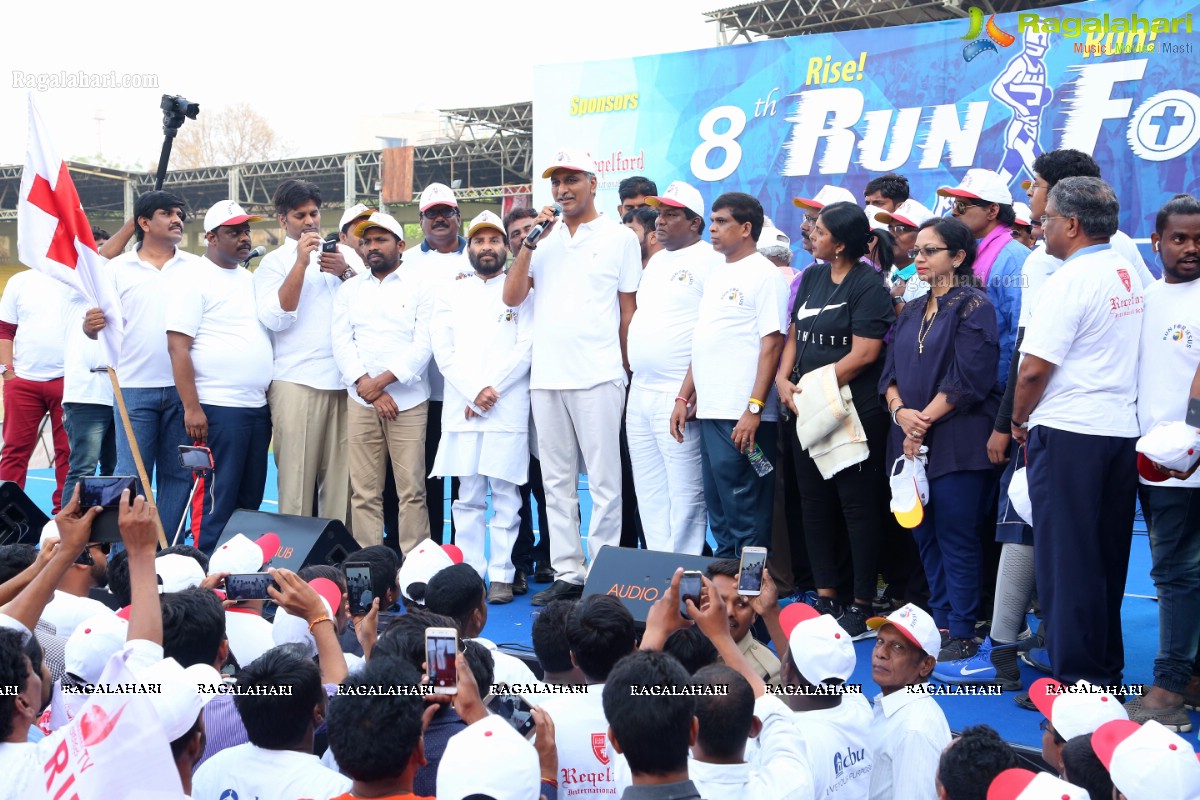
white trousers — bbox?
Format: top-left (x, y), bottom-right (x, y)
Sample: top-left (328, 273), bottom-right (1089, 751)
top-left (453, 473), bottom-right (521, 583)
top-left (531, 381), bottom-right (625, 585)
top-left (625, 384), bottom-right (708, 555)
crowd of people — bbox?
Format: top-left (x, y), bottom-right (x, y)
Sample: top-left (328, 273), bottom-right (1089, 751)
top-left (0, 142), bottom-right (1198, 798)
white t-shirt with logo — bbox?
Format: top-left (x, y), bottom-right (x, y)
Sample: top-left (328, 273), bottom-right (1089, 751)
top-left (165, 258), bottom-right (274, 408)
top-left (691, 252), bottom-right (790, 422)
top-left (791, 693), bottom-right (874, 800)
top-left (538, 684), bottom-right (625, 798)
top-left (1021, 245), bottom-right (1143, 437)
top-left (527, 214), bottom-right (642, 390)
top-left (1137, 277), bottom-right (1200, 487)
top-left (0, 270), bottom-right (70, 382)
top-left (628, 241), bottom-right (721, 394)
top-left (192, 743), bottom-right (351, 800)
top-left (1020, 231), bottom-right (1153, 328)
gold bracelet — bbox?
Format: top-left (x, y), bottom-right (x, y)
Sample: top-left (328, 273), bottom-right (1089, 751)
top-left (307, 615), bottom-right (333, 634)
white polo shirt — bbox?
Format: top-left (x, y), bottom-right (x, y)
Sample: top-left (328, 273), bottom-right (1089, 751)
top-left (404, 238), bottom-right (473, 402)
top-left (1020, 231), bottom-right (1152, 328)
top-left (1138, 276), bottom-right (1200, 487)
top-left (691, 252), bottom-right (789, 422)
top-left (165, 257), bottom-right (273, 408)
top-left (104, 246), bottom-right (202, 388)
top-left (253, 238), bottom-right (362, 391)
top-left (62, 294), bottom-right (113, 406)
top-left (1021, 244), bottom-right (1143, 437)
top-left (0, 270), bottom-right (71, 381)
top-left (628, 241), bottom-right (721, 394)
top-left (527, 213), bottom-right (642, 390)
top-left (332, 267), bottom-right (433, 412)
top-left (192, 743), bottom-right (351, 800)
top-left (868, 688), bottom-right (950, 800)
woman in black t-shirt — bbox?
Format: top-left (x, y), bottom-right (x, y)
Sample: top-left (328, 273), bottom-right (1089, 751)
top-left (776, 201), bottom-right (895, 640)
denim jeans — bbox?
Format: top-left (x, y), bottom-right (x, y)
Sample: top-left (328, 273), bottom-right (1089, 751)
top-left (62, 402), bottom-right (117, 504)
top-left (1139, 484), bottom-right (1200, 693)
top-left (113, 386), bottom-right (191, 541)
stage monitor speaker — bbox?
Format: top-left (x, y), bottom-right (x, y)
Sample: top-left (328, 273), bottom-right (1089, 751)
top-left (217, 509), bottom-right (361, 571)
top-left (582, 545), bottom-right (716, 630)
top-left (0, 481), bottom-right (50, 546)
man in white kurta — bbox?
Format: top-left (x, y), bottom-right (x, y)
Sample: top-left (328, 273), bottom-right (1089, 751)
top-left (431, 212), bottom-right (533, 605)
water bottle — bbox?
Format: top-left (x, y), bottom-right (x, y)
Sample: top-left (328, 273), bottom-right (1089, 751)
top-left (746, 444), bottom-right (774, 477)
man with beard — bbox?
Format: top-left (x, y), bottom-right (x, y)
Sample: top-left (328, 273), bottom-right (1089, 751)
top-left (165, 201), bottom-right (274, 554)
top-left (405, 183), bottom-right (471, 545)
top-left (1125, 194), bottom-right (1200, 731)
top-left (333, 213), bottom-right (433, 552)
top-left (429, 211), bottom-right (533, 604)
top-left (254, 180), bottom-right (359, 532)
top-left (84, 191), bottom-right (201, 539)
top-left (623, 206), bottom-right (661, 268)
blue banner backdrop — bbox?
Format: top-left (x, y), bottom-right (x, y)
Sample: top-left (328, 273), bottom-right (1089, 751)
top-left (532, 0), bottom-right (1200, 248)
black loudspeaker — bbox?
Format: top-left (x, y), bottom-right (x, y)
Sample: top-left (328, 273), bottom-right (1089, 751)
top-left (582, 545), bottom-right (716, 630)
top-left (0, 481), bottom-right (50, 546)
top-left (217, 509), bottom-right (361, 571)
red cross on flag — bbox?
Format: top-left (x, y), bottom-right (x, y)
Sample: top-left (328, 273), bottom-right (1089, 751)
top-left (18, 93), bottom-right (123, 367)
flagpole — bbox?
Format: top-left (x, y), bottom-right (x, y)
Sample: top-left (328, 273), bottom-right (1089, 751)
top-left (107, 367), bottom-right (169, 548)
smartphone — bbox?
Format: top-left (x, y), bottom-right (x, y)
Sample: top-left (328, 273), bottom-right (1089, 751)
top-left (679, 571), bottom-right (703, 620)
top-left (426, 627), bottom-right (458, 694)
top-left (1187, 396), bottom-right (1200, 428)
top-left (321, 237), bottom-right (339, 253)
top-left (178, 445), bottom-right (214, 471)
top-left (79, 476), bottom-right (138, 542)
top-left (344, 562), bottom-right (374, 616)
top-left (225, 573), bottom-right (278, 601)
top-left (737, 547), bottom-right (768, 596)
top-left (486, 693), bottom-right (537, 739)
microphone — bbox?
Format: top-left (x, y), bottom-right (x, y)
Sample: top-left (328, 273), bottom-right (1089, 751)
top-left (525, 203), bottom-right (563, 246)
top-left (240, 246), bottom-right (266, 267)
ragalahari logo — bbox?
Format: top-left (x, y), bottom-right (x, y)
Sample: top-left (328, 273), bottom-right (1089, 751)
top-left (962, 6), bottom-right (1016, 61)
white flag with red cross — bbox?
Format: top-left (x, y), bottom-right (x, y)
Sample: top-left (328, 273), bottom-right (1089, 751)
top-left (18, 93), bottom-right (124, 367)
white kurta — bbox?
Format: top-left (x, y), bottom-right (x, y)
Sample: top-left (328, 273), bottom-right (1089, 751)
top-left (429, 273), bottom-right (533, 485)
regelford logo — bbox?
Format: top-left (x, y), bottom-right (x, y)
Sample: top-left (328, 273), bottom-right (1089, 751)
top-left (962, 7), bottom-right (1016, 61)
top-left (592, 732), bottom-right (610, 765)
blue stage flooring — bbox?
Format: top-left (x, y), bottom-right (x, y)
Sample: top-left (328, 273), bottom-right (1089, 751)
top-left (21, 464), bottom-right (1196, 751)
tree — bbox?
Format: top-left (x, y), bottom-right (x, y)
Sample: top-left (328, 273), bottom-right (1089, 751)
top-left (173, 103), bottom-right (288, 167)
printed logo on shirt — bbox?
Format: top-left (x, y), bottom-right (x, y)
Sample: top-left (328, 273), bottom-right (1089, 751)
top-left (496, 308), bottom-right (519, 323)
top-left (1107, 293), bottom-right (1144, 319)
top-left (219, 791), bottom-right (239, 800)
top-left (670, 269), bottom-right (695, 286)
top-left (1117, 268), bottom-right (1132, 292)
top-left (591, 732), bottom-right (610, 765)
top-left (1162, 323), bottom-right (1195, 348)
top-left (833, 747), bottom-right (868, 777)
top-left (721, 288), bottom-right (744, 305)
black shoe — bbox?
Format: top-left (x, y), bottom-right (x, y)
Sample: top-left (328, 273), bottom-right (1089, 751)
top-left (938, 637), bottom-right (979, 662)
top-left (531, 580), bottom-right (582, 606)
top-left (1014, 691), bottom-right (1037, 711)
top-left (841, 603), bottom-right (877, 641)
top-left (533, 563), bottom-right (555, 584)
top-left (513, 570), bottom-right (529, 596)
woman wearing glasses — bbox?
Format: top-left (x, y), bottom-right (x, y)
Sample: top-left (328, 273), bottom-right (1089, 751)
top-left (776, 201), bottom-right (895, 640)
top-left (880, 216), bottom-right (1001, 662)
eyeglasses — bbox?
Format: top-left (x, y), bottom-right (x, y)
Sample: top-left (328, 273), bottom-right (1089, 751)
top-left (88, 542), bottom-right (111, 555)
top-left (889, 224), bottom-right (917, 235)
top-left (1040, 215), bottom-right (1066, 226)
top-left (421, 206), bottom-right (459, 220)
top-left (907, 246), bottom-right (951, 259)
top-left (952, 199), bottom-right (991, 215)
top-left (801, 213), bottom-right (818, 227)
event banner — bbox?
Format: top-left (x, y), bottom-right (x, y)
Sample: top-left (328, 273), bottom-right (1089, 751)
top-left (532, 0), bottom-right (1200, 243)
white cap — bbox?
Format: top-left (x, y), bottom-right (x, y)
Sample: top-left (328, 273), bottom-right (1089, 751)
top-left (1030, 678), bottom-right (1128, 740)
top-left (757, 225), bottom-right (790, 247)
top-left (793, 185), bottom-right (857, 211)
top-left (352, 211), bottom-right (406, 243)
top-left (398, 539), bottom-right (462, 602)
top-left (208, 532), bottom-right (281, 577)
top-left (155, 553), bottom-right (205, 594)
top-left (780, 603), bottom-right (855, 685)
top-left (419, 183), bottom-right (459, 213)
top-left (646, 181), bottom-right (705, 220)
top-left (39, 519), bottom-right (59, 546)
top-left (937, 169), bottom-right (1013, 206)
top-left (271, 577), bottom-right (342, 658)
top-left (1008, 466), bottom-right (1032, 526)
top-left (867, 603), bottom-right (940, 659)
top-left (135, 657), bottom-right (223, 741)
top-left (1012, 202), bottom-right (1033, 227)
top-left (1137, 420), bottom-right (1200, 482)
top-left (339, 202), bottom-right (376, 232)
top-left (436, 715), bottom-right (541, 800)
top-left (1092, 719), bottom-right (1200, 800)
top-left (467, 210), bottom-right (506, 239)
top-left (875, 199), bottom-right (935, 230)
top-left (987, 768), bottom-right (1089, 800)
top-left (64, 613), bottom-right (127, 684)
top-left (203, 200), bottom-right (262, 233)
top-left (889, 453), bottom-right (929, 530)
top-left (541, 148), bottom-right (597, 179)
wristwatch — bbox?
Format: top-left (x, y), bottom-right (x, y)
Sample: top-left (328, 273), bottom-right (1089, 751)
top-left (0, 364), bottom-right (9, 375)
top-left (1012, 419), bottom-right (1029, 430)
top-left (747, 402), bottom-right (762, 415)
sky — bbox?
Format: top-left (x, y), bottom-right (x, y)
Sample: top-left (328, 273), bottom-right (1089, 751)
top-left (0, 0), bottom-right (725, 169)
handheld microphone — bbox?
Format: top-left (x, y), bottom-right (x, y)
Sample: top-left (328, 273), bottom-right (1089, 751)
top-left (525, 203), bottom-right (563, 246)
top-left (240, 245), bottom-right (266, 267)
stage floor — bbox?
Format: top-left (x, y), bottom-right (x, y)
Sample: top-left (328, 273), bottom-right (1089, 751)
top-left (19, 463), bottom-right (1198, 752)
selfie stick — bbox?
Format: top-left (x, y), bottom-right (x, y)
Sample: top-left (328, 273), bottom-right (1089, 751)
top-left (173, 474), bottom-right (204, 546)
top-left (107, 369), bottom-right (169, 548)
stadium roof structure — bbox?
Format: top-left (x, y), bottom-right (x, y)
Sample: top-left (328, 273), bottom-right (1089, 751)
top-left (0, 102), bottom-right (533, 220)
top-left (702, 0), bottom-right (1065, 43)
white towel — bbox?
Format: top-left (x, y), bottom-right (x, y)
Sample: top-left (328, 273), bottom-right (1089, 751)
top-left (793, 364), bottom-right (869, 479)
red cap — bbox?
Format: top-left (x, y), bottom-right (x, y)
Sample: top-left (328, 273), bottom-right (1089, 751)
top-left (779, 601), bottom-right (820, 638)
top-left (1137, 453), bottom-right (1171, 482)
top-left (441, 543), bottom-right (464, 564)
top-left (308, 577), bottom-right (342, 614)
top-left (256, 532), bottom-right (281, 564)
